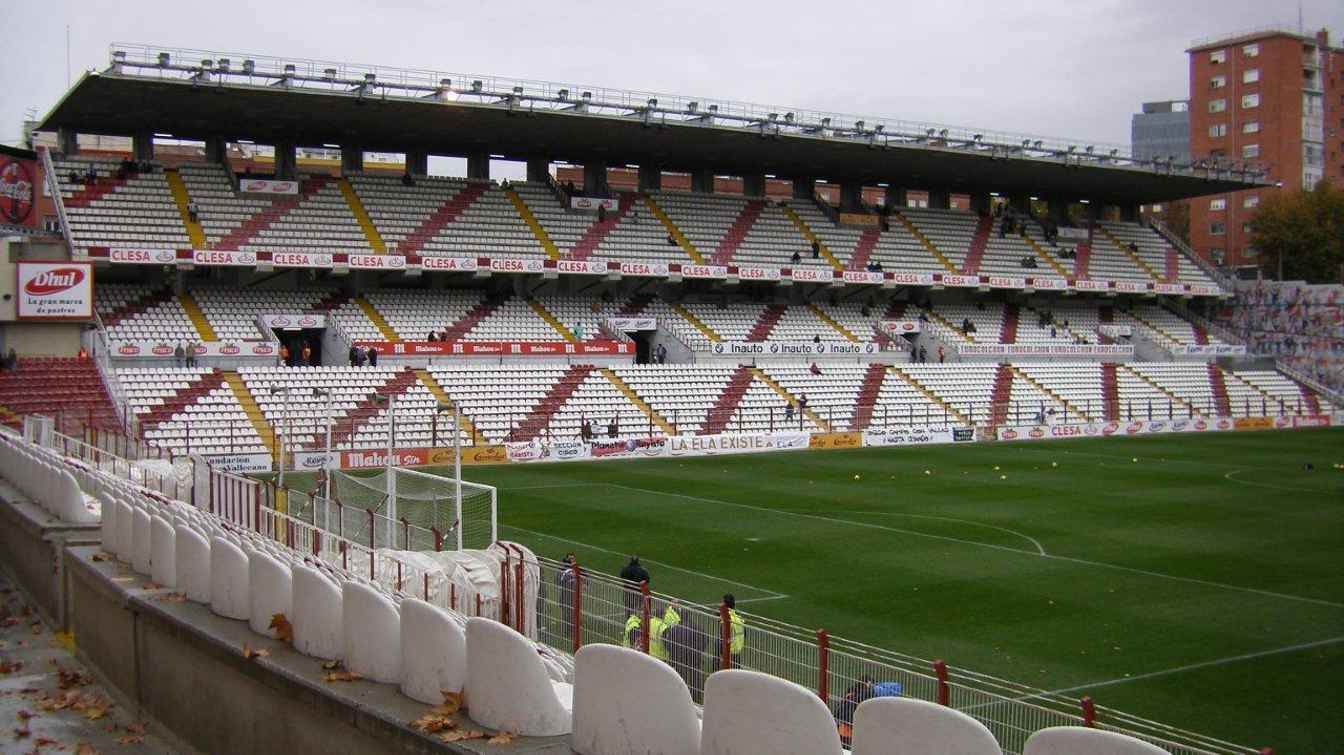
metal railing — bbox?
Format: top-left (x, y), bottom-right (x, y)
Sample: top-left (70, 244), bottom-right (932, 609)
top-left (39, 147), bottom-right (76, 251)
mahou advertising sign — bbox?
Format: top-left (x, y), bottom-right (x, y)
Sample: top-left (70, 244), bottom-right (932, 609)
top-left (16, 262), bottom-right (94, 320)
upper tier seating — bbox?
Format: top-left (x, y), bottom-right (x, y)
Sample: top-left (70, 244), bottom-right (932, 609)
top-left (1121, 304), bottom-right (1224, 347)
top-left (96, 283), bottom-right (201, 344)
top-left (52, 158), bottom-right (190, 252)
top-left (350, 174), bottom-right (541, 258)
top-left (192, 286), bottom-right (339, 341)
top-left (179, 164), bottom-right (369, 255)
top-left (1100, 221), bottom-right (1215, 286)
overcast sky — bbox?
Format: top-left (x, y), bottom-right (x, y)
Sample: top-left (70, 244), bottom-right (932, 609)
top-left (5, 0), bottom-right (1343, 158)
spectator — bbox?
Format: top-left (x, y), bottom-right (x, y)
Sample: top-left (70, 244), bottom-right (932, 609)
top-left (938, 345), bottom-right (945, 363)
top-left (187, 201), bottom-right (199, 223)
top-left (279, 343), bottom-right (290, 366)
top-left (666, 234), bottom-right (677, 246)
top-left (301, 343), bottom-right (313, 366)
top-left (555, 553), bottom-right (578, 642)
top-left (809, 362), bottom-right (822, 376)
top-left (186, 341), bottom-right (198, 368)
top-left (580, 417), bottom-right (593, 441)
top-left (573, 322), bottom-right (584, 341)
top-left (812, 334), bottom-right (821, 344)
top-left (428, 331), bottom-right (438, 342)
top-left (811, 241), bottom-right (820, 259)
top-left (348, 345), bottom-right (358, 367)
top-left (654, 343), bottom-right (667, 364)
top-left (664, 613), bottom-right (709, 702)
top-left (597, 204), bottom-right (606, 223)
top-left (620, 556), bottom-right (649, 614)
top-left (833, 676), bottom-right (876, 747)
top-left (784, 403), bottom-right (794, 422)
top-left (798, 392), bottom-right (809, 410)
top-left (353, 346), bottom-right (366, 367)
top-left (607, 416), bottom-right (618, 438)
top-left (368, 347), bottom-right (378, 367)
top-left (918, 345), bottom-right (927, 362)
top-left (1051, 326), bottom-right (1057, 338)
top-left (174, 342), bottom-right (185, 367)
top-left (5, 349), bottom-right (15, 371)
top-left (791, 251), bottom-right (802, 264)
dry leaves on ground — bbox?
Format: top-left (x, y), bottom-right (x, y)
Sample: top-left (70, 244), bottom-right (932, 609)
top-left (438, 690), bottom-right (464, 715)
top-left (0, 659), bottom-right (23, 675)
top-left (321, 660), bottom-right (341, 670)
top-left (15, 710), bottom-right (34, 721)
top-left (140, 582), bottom-right (162, 591)
top-left (439, 729), bottom-right (486, 743)
top-left (115, 735), bottom-right (144, 746)
top-left (13, 723), bottom-right (30, 739)
top-left (268, 613), bottom-right (293, 643)
top-left (241, 644), bottom-right (270, 660)
top-left (322, 671), bottom-right (362, 683)
top-left (487, 731), bottom-right (517, 744)
top-left (56, 667), bottom-right (91, 689)
top-left (76, 743), bottom-right (101, 755)
top-left (152, 593), bottom-right (187, 603)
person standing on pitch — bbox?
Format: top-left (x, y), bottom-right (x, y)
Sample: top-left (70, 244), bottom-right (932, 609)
top-left (620, 555), bottom-right (649, 614)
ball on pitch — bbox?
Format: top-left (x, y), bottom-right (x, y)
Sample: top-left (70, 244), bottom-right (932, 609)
top-left (924, 469), bottom-right (931, 475)
top-left (854, 474), bottom-right (861, 480)
top-left (994, 465), bottom-right (1001, 471)
top-left (1051, 461), bottom-right (1058, 468)
top-left (999, 474), bottom-right (1007, 480)
top-left (1132, 457), bottom-right (1138, 463)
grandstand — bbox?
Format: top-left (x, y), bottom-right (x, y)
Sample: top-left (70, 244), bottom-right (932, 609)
top-left (0, 40), bottom-right (1339, 755)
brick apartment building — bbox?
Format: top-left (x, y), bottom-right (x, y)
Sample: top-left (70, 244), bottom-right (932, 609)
top-left (1187, 27), bottom-right (1342, 269)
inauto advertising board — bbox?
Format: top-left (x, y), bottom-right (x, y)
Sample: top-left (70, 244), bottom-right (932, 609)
top-left (16, 262), bottom-right (94, 320)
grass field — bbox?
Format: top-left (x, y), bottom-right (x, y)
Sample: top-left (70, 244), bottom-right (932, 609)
top-left (282, 429), bottom-right (1344, 753)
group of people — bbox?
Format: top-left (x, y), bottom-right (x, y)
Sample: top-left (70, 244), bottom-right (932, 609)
top-left (0, 348), bottom-right (19, 372)
top-left (279, 341), bottom-right (320, 367)
top-left (346, 345), bottom-right (379, 367)
top-left (549, 555), bottom-right (745, 701)
top-left (173, 341), bottom-right (201, 367)
top-left (789, 241), bottom-right (825, 265)
top-left (577, 416), bottom-right (621, 441)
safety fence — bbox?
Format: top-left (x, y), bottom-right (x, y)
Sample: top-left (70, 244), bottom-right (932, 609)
top-left (29, 416), bottom-right (1267, 755)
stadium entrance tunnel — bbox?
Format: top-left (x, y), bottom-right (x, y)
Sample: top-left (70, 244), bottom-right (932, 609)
top-left (274, 327), bottom-right (324, 366)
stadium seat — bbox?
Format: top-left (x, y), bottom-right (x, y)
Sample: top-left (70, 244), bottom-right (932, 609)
top-left (1024, 726), bottom-right (1171, 755)
top-left (464, 617), bottom-right (573, 736)
top-left (291, 564), bottom-right (343, 661)
top-left (399, 598), bottom-right (468, 704)
top-left (150, 514), bottom-right (176, 587)
top-left (248, 551), bottom-right (293, 638)
top-left (175, 524), bottom-right (211, 603)
top-left (700, 669), bottom-right (843, 755)
top-left (209, 536), bottom-right (251, 621)
top-left (132, 507), bottom-right (153, 574)
top-left (572, 644), bottom-right (701, 755)
top-left (342, 582), bottom-right (402, 684)
top-left (851, 697), bottom-right (1001, 755)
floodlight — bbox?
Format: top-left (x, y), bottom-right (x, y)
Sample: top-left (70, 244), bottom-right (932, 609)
top-left (284, 64), bottom-right (296, 76)
top-left (649, 98), bottom-right (659, 108)
top-left (687, 101), bottom-right (698, 113)
top-left (513, 86), bottom-right (524, 95)
top-left (784, 112), bottom-right (795, 123)
top-left (854, 120), bottom-right (865, 131)
top-left (242, 59), bottom-right (255, 74)
top-left (972, 133), bottom-right (982, 142)
top-left (820, 117), bottom-right (831, 127)
top-left (472, 80), bottom-right (483, 92)
top-left (938, 129), bottom-right (948, 138)
top-left (364, 73), bottom-right (376, 84)
top-left (157, 52), bottom-right (170, 66)
top-left (557, 88), bottom-right (568, 100)
top-left (201, 59), bottom-right (213, 70)
top-left (323, 67), bottom-right (336, 80)
top-left (707, 104), bottom-right (718, 113)
top-left (582, 91), bottom-right (592, 100)
top-left (1033, 140), bottom-right (1043, 149)
top-left (217, 58), bottom-right (230, 72)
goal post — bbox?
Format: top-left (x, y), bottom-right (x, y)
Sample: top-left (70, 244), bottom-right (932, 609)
top-left (328, 466), bottom-right (497, 551)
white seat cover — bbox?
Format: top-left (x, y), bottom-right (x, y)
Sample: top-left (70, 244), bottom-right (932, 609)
top-left (700, 669), bottom-right (842, 755)
top-left (572, 644), bottom-right (699, 755)
top-left (399, 598), bottom-right (467, 704)
top-left (464, 617), bottom-right (572, 736)
top-left (1024, 727), bottom-right (1171, 755)
top-left (852, 697), bottom-right (1001, 755)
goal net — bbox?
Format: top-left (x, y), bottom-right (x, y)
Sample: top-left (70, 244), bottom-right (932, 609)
top-left (326, 467), bottom-right (497, 551)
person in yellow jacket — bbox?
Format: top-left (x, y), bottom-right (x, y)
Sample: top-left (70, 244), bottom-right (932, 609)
top-left (723, 593), bottom-right (745, 668)
top-left (622, 601), bottom-right (681, 661)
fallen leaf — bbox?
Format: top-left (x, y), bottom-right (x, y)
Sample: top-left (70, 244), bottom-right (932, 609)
top-left (268, 613), bottom-right (293, 644)
top-left (84, 705), bottom-right (109, 721)
top-left (125, 722), bottom-right (145, 736)
top-left (322, 671), bottom-right (362, 683)
top-left (91, 553), bottom-right (106, 562)
top-left (114, 735), bottom-right (144, 745)
top-left (28, 623), bottom-right (41, 636)
top-left (320, 660), bottom-right (341, 670)
top-left (15, 710), bottom-right (33, 721)
top-left (241, 644), bottom-right (270, 660)
top-left (0, 659), bottom-right (23, 675)
top-left (76, 744), bottom-right (100, 755)
top-left (488, 731), bottom-right (517, 744)
top-left (56, 667), bottom-right (91, 689)
top-left (152, 593), bottom-right (187, 603)
top-left (411, 713), bottom-right (456, 734)
top-left (439, 729), bottom-right (485, 742)
top-left (141, 582), bottom-right (162, 591)
top-left (0, 618), bottom-right (19, 628)
top-left (435, 690), bottom-right (464, 716)
top-left (35, 736), bottom-right (59, 747)
top-left (13, 724), bottom-right (30, 739)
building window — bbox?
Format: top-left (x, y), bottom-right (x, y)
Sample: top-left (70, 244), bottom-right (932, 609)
top-left (1241, 94), bottom-right (1260, 109)
top-left (1243, 69), bottom-right (1260, 84)
top-left (1211, 248), bottom-right (1225, 265)
top-left (1242, 222), bottom-right (1252, 234)
top-left (1209, 98), bottom-right (1227, 113)
top-left (1210, 222), bottom-right (1226, 235)
top-left (1242, 43), bottom-right (1259, 57)
top-left (1211, 75), bottom-right (1227, 89)
top-left (1211, 50), bottom-right (1227, 64)
top-left (1242, 121), bottom-right (1260, 134)
top-left (1209, 198), bottom-right (1226, 211)
top-left (1243, 195), bottom-right (1259, 209)
top-left (1208, 123), bottom-right (1227, 137)
top-left (1242, 144), bottom-right (1260, 158)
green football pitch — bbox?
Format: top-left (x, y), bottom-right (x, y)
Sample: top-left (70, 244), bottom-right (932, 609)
top-left (279, 428), bottom-right (1344, 752)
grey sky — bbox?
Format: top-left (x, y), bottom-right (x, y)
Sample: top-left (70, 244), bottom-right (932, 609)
top-left (5, 0), bottom-right (1342, 157)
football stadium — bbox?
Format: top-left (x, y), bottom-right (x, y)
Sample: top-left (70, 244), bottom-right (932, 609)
top-left (0, 16), bottom-right (1341, 755)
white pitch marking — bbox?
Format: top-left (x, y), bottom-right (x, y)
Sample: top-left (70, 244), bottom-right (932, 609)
top-left (498, 522), bottom-right (788, 600)
top-left (1222, 469), bottom-right (1330, 494)
top-left (836, 511), bottom-right (1047, 556)
top-left (1006, 636), bottom-right (1344, 702)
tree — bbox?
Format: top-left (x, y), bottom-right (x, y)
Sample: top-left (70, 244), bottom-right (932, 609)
top-left (1247, 181), bottom-right (1344, 283)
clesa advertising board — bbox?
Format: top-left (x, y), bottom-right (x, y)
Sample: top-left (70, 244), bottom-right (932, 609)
top-left (16, 262), bottom-right (94, 320)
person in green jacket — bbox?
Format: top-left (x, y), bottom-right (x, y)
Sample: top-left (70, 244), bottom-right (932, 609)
top-left (622, 601), bottom-right (681, 661)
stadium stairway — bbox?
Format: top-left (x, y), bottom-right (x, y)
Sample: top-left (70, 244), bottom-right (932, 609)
top-left (746, 304), bottom-right (787, 341)
top-left (1010, 365), bottom-right (1092, 421)
top-left (892, 210), bottom-right (960, 274)
top-left (1072, 243), bottom-right (1092, 280)
top-left (528, 299), bottom-right (579, 342)
top-left (1119, 364), bottom-right (1204, 417)
top-left (178, 291), bottom-right (219, 341)
top-left (711, 199), bottom-right (765, 265)
top-left (961, 215), bottom-right (993, 274)
top-left (397, 184), bottom-right (487, 257)
top-left (321, 368), bottom-right (421, 450)
top-left (505, 188), bottom-right (562, 260)
top-left (138, 369), bottom-right (226, 431)
top-left (702, 366), bottom-right (755, 435)
top-left (101, 286), bottom-right (175, 327)
top-left (848, 363), bottom-right (888, 431)
top-left (356, 297), bottom-right (399, 341)
top-left (336, 178), bottom-right (387, 254)
top-left (62, 173), bottom-right (130, 208)
top-left (874, 301), bottom-right (907, 348)
top-left (1101, 364), bottom-right (1121, 421)
top-left (1222, 369), bottom-right (1288, 414)
top-left (569, 193), bottom-right (636, 261)
top-left (1018, 229), bottom-right (1071, 278)
top-left (164, 168), bottom-right (208, 249)
top-left (506, 365), bottom-right (593, 442)
top-left (599, 368), bottom-right (676, 435)
top-left (1192, 325), bottom-right (1210, 345)
top-left (1207, 365), bottom-right (1233, 417)
top-left (1096, 224), bottom-right (1163, 282)
top-left (1122, 307), bottom-right (1181, 347)
top-left (1164, 248), bottom-right (1181, 282)
top-left (807, 303), bottom-right (859, 342)
top-left (0, 358), bottom-right (121, 431)
top-left (988, 364), bottom-right (1014, 426)
top-left (414, 369), bottom-right (486, 445)
top-left (752, 367), bottom-right (831, 431)
top-left (223, 371), bottom-right (278, 460)
top-left (845, 228), bottom-right (881, 272)
top-left (643, 195), bottom-right (705, 264)
top-left (779, 206), bottom-right (843, 272)
top-left (999, 303), bottom-right (1020, 344)
top-left (1097, 305), bottom-right (1114, 343)
top-left (886, 366), bottom-right (971, 425)
top-left (668, 303), bottom-right (721, 342)
top-left (441, 292), bottom-right (508, 342)
top-left (212, 175), bottom-right (331, 251)
top-left (1300, 385), bottom-right (1323, 415)
top-left (925, 307), bottom-right (975, 344)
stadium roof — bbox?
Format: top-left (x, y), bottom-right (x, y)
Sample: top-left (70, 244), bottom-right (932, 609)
top-left (37, 44), bottom-right (1270, 205)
